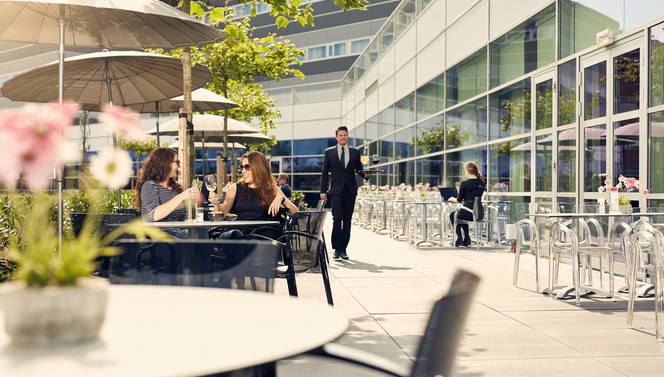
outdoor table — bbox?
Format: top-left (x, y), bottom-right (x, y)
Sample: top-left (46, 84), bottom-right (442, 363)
top-left (410, 200), bottom-right (444, 247)
top-left (0, 286), bottom-right (348, 377)
top-left (138, 220), bottom-right (280, 239)
top-left (531, 212), bottom-right (632, 300)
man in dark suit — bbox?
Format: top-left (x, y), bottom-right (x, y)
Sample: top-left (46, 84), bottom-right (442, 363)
top-left (320, 126), bottom-right (371, 260)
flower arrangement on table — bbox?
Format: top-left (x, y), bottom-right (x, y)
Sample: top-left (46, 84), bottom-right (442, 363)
top-left (598, 176), bottom-right (648, 205)
top-left (0, 102), bottom-right (170, 346)
top-left (491, 182), bottom-right (509, 192)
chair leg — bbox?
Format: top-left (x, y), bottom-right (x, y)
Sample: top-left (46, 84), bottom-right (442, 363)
top-left (572, 248), bottom-right (581, 306)
top-left (627, 251), bottom-right (639, 328)
top-left (535, 242), bottom-right (540, 293)
top-left (318, 243), bottom-right (334, 306)
top-left (513, 245), bottom-right (521, 287)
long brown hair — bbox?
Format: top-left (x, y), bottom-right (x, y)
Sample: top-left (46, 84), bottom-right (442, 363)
top-left (240, 151), bottom-right (277, 207)
top-left (135, 147), bottom-right (182, 210)
top-left (465, 161), bottom-right (485, 183)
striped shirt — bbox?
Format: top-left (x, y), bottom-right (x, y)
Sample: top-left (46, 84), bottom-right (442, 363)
top-left (140, 180), bottom-right (187, 222)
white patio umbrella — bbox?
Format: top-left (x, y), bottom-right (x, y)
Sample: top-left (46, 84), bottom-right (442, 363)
top-left (170, 141), bottom-right (247, 149)
top-left (150, 114), bottom-right (257, 137)
top-left (1, 50), bottom-right (211, 110)
top-left (0, 0), bottom-right (221, 250)
top-left (127, 88), bottom-right (239, 146)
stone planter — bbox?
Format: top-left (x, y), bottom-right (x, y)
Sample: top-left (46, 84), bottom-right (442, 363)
top-left (0, 278), bottom-right (108, 346)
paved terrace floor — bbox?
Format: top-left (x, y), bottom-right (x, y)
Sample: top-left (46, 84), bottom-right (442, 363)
top-left (274, 220), bottom-right (664, 377)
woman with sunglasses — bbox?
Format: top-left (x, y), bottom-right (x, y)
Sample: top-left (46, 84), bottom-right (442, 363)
top-left (217, 151), bottom-right (298, 238)
top-left (136, 147), bottom-right (221, 236)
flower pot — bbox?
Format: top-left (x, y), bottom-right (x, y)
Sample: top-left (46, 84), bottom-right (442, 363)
top-left (619, 205), bottom-right (633, 215)
top-left (0, 278), bottom-right (108, 346)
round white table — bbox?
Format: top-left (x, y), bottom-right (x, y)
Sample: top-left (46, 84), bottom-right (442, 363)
top-left (0, 286), bottom-right (348, 377)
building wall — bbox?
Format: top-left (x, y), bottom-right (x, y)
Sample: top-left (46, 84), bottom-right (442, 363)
top-left (340, 0), bottom-right (664, 212)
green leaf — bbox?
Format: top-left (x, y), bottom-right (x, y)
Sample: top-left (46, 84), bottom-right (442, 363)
top-left (276, 16), bottom-right (289, 28)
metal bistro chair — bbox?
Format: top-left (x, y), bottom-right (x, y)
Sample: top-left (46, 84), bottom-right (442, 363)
top-left (452, 197), bottom-right (486, 250)
top-left (513, 219), bottom-right (541, 292)
top-left (626, 230), bottom-right (664, 341)
top-left (548, 221), bottom-right (582, 305)
top-left (305, 269), bottom-right (480, 377)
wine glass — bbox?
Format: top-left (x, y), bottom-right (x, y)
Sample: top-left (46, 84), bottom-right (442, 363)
top-left (371, 154), bottom-right (380, 166)
top-left (204, 174), bottom-right (217, 193)
top-left (360, 155), bottom-right (370, 169)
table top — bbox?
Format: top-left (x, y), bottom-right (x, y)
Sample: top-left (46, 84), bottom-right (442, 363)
top-left (137, 220), bottom-right (280, 229)
top-left (529, 212), bottom-right (633, 218)
top-left (0, 286), bottom-right (347, 377)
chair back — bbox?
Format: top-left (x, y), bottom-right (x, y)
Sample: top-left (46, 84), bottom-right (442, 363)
top-left (109, 239), bottom-right (281, 290)
top-left (316, 199), bottom-right (326, 211)
top-left (286, 210), bottom-right (328, 272)
top-left (71, 212), bottom-right (138, 237)
top-left (410, 269), bottom-right (480, 377)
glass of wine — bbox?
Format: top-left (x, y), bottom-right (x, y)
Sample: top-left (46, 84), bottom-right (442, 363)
top-left (371, 154), bottom-right (380, 166)
top-left (360, 155), bottom-right (370, 169)
top-left (204, 174), bottom-right (217, 193)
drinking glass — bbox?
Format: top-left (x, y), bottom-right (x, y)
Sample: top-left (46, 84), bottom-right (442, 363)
top-left (204, 174), bottom-right (217, 192)
top-left (371, 154), bottom-right (380, 166)
top-left (360, 155), bottom-right (369, 169)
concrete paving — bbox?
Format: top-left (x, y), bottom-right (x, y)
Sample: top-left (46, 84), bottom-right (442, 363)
top-left (274, 220), bottom-right (664, 377)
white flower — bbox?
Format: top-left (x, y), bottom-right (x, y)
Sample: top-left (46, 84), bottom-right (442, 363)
top-left (89, 148), bottom-right (133, 190)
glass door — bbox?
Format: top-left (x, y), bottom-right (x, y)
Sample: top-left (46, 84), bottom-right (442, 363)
top-left (531, 70), bottom-right (555, 208)
top-left (579, 35), bottom-right (645, 207)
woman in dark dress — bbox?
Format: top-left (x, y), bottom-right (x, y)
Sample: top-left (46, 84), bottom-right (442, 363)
top-left (217, 151), bottom-right (298, 238)
top-left (448, 161), bottom-right (486, 247)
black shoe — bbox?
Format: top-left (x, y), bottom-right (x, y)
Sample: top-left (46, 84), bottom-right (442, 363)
top-left (333, 250), bottom-right (340, 259)
top-left (454, 240), bottom-right (464, 247)
top-left (339, 250), bottom-right (349, 260)
top-left (462, 239), bottom-right (472, 247)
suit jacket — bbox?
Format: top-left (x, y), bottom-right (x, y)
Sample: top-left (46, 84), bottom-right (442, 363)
top-left (320, 145), bottom-right (366, 196)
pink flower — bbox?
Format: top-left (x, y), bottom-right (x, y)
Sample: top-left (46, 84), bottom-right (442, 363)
top-left (604, 179), bottom-right (612, 186)
top-left (99, 104), bottom-right (147, 142)
top-left (0, 102), bottom-right (79, 190)
top-left (627, 177), bottom-right (636, 186)
top-left (643, 189), bottom-right (649, 195)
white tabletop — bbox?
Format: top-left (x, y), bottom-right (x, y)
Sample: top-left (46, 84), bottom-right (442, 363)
top-left (141, 220), bottom-right (280, 229)
top-left (0, 286), bottom-right (347, 377)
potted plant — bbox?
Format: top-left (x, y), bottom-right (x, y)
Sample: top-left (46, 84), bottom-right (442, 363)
top-left (0, 102), bottom-right (169, 346)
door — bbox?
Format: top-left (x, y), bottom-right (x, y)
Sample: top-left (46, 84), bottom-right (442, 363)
top-left (531, 70), bottom-right (556, 205)
top-left (579, 34), bottom-right (645, 207)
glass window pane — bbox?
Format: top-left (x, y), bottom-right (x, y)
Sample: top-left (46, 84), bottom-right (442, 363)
top-left (414, 114), bottom-right (444, 155)
top-left (446, 50), bottom-right (487, 107)
top-left (353, 123), bottom-right (365, 146)
top-left (490, 4), bottom-right (555, 88)
top-left (584, 124), bottom-right (606, 192)
top-left (536, 79), bottom-right (553, 130)
top-left (270, 140), bottom-right (292, 156)
top-left (282, 157), bottom-right (292, 173)
top-left (490, 79), bottom-right (531, 140)
top-left (489, 137), bottom-right (530, 193)
top-left (395, 126), bottom-right (415, 159)
top-left (292, 174), bottom-right (321, 191)
top-left (395, 0), bottom-right (416, 38)
top-left (651, 22), bottom-right (664, 107)
top-left (292, 157), bottom-right (325, 173)
top-left (417, 157), bottom-right (443, 186)
top-left (558, 129), bottom-right (576, 192)
top-left (294, 82), bottom-right (342, 104)
top-left (333, 42), bottom-right (347, 56)
top-left (535, 134), bottom-right (552, 191)
top-left (395, 160), bottom-right (415, 186)
top-left (379, 106), bottom-right (395, 135)
top-left (395, 93), bottom-right (415, 128)
top-left (447, 98), bottom-right (487, 148)
top-left (584, 61), bottom-right (607, 120)
top-left (378, 18), bottom-right (395, 55)
top-left (614, 118), bottom-right (639, 180)
top-left (293, 138), bottom-right (336, 155)
top-left (559, 0), bottom-right (621, 59)
top-left (307, 46), bottom-right (326, 60)
top-left (366, 114), bottom-right (379, 141)
top-left (367, 141), bottom-right (378, 157)
top-left (416, 73), bottom-right (445, 121)
top-left (651, 111), bottom-right (664, 193)
top-left (351, 39), bottom-right (370, 54)
top-left (444, 148), bottom-right (487, 188)
top-left (614, 49), bottom-right (640, 114)
top-left (558, 60), bottom-right (577, 125)
top-left (379, 134), bottom-right (394, 162)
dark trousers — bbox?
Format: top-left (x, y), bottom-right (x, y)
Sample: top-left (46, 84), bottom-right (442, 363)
top-left (330, 185), bottom-right (356, 252)
top-left (450, 208), bottom-right (483, 243)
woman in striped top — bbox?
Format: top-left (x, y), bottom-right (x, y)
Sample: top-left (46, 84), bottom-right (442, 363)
top-left (136, 147), bottom-right (220, 224)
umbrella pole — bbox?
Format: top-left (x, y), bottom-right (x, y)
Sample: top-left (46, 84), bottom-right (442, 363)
top-left (56, 13), bottom-right (65, 255)
top-left (202, 131), bottom-right (206, 175)
top-left (155, 101), bottom-right (160, 147)
top-left (104, 60), bottom-right (123, 210)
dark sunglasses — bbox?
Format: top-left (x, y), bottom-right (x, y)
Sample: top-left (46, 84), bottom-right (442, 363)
top-left (173, 160), bottom-right (181, 166)
top-left (241, 164), bottom-right (251, 171)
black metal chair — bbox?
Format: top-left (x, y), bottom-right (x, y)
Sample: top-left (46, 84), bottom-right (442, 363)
top-left (245, 210), bottom-right (334, 305)
top-left (108, 239), bottom-right (281, 291)
top-left (305, 269), bottom-right (480, 377)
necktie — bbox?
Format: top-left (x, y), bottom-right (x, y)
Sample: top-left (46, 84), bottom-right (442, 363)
top-left (340, 147), bottom-right (345, 168)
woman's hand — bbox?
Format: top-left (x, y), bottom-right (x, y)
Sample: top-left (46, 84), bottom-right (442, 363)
top-left (268, 196), bottom-right (285, 217)
top-left (179, 187), bottom-right (200, 203)
top-left (448, 197), bottom-right (459, 203)
top-left (208, 192), bottom-right (221, 205)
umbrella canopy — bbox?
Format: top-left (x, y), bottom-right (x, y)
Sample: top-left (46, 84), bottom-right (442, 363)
top-left (0, 0), bottom-right (221, 48)
top-left (151, 114), bottom-right (257, 136)
top-left (170, 141), bottom-right (246, 149)
top-left (1, 50), bottom-right (211, 110)
top-left (199, 132), bottom-right (272, 144)
top-left (127, 88), bottom-right (239, 113)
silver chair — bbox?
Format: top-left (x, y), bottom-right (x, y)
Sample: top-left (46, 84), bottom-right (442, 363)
top-left (548, 221), bottom-right (581, 305)
top-left (513, 219), bottom-right (541, 292)
top-left (452, 197), bottom-right (485, 250)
